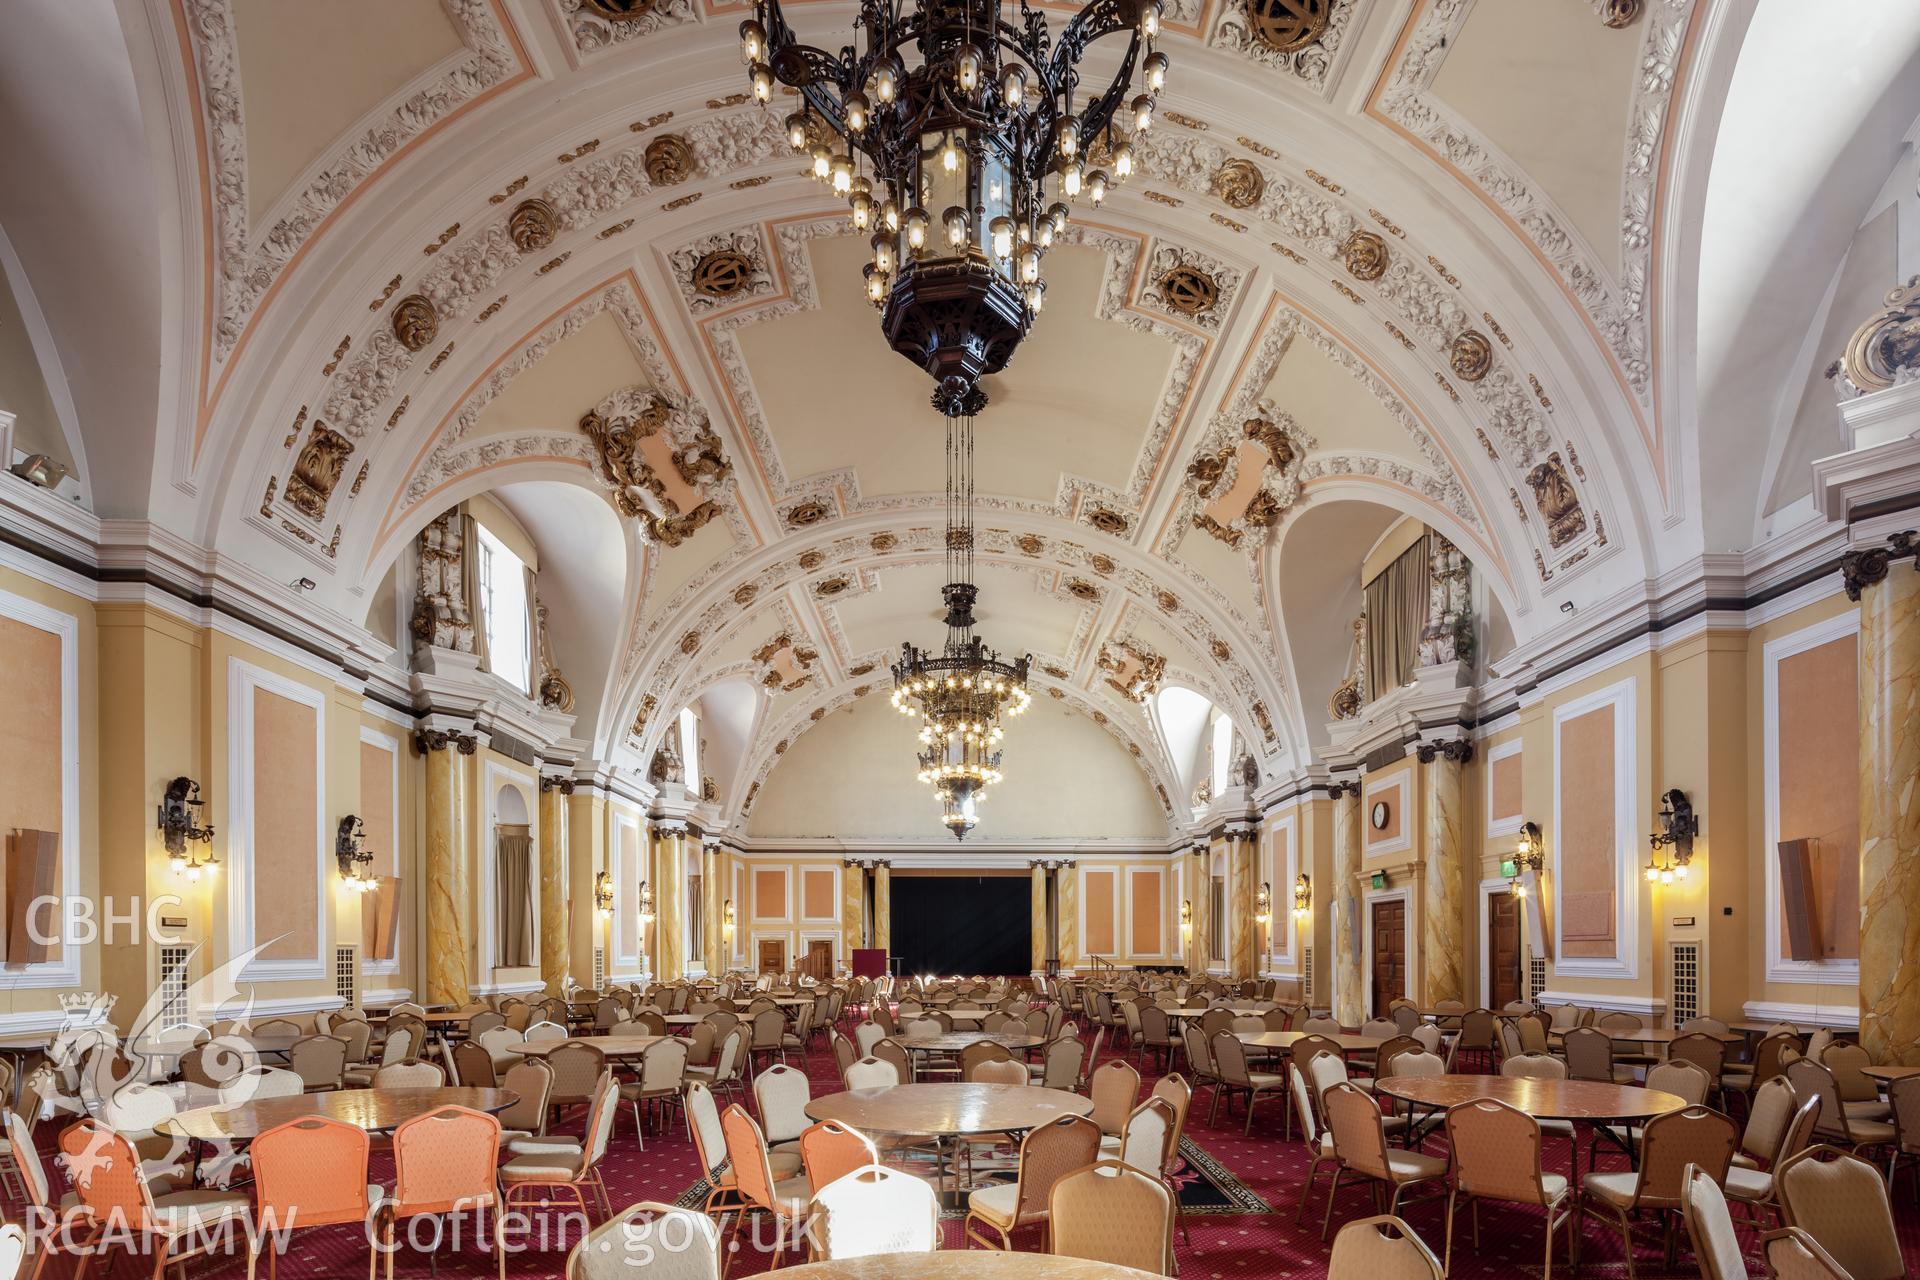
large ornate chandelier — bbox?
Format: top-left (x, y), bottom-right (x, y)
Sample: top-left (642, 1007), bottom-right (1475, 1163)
top-left (890, 416), bottom-right (1032, 837)
top-left (740, 0), bottom-right (1167, 416)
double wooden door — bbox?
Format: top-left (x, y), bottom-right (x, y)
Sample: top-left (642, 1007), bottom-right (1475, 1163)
top-left (1370, 898), bottom-right (1407, 1017)
top-left (1489, 891), bottom-right (1523, 1009)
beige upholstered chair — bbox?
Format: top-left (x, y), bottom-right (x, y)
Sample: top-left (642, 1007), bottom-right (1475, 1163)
top-left (1327, 1215), bottom-right (1443, 1280)
top-left (497, 1059), bottom-right (554, 1145)
top-left (844, 1057), bottom-right (899, 1089)
top-left (372, 1060), bottom-right (444, 1089)
top-left (288, 1035), bottom-right (347, 1091)
top-left (972, 1059), bottom-right (1029, 1086)
top-left (1089, 1059), bottom-right (1141, 1137)
top-left (1320, 1082), bottom-right (1446, 1241)
top-left (1786, 1058), bottom-right (1897, 1160)
top-left (1210, 1032), bottom-right (1284, 1136)
top-left (1290, 1062), bottom-right (1340, 1224)
top-left (1029, 1035), bottom-right (1085, 1089)
top-left (1775, 1144), bottom-right (1905, 1280)
top-left (687, 1081), bottom-right (797, 1215)
top-left (1678, 1163), bottom-right (1746, 1280)
top-left (1560, 1025), bottom-right (1618, 1083)
top-left (1579, 1105), bottom-right (1737, 1280)
top-left (751, 1062), bottom-right (811, 1160)
top-left (1821, 1041), bottom-right (1890, 1120)
top-left (342, 1025), bottom-right (412, 1086)
top-left (1725, 1084), bottom-right (1820, 1221)
top-left (1048, 1159), bottom-right (1174, 1276)
top-left (808, 1164), bottom-right (940, 1260)
top-left (500, 1071), bottom-right (618, 1221)
top-left (960, 1040), bottom-right (1013, 1080)
top-left (450, 1040), bottom-right (497, 1088)
top-left (566, 1202), bottom-right (719, 1280)
top-left (964, 1113), bottom-right (1101, 1251)
top-left (1762, 1228), bottom-right (1853, 1279)
top-left (547, 1042), bottom-right (608, 1123)
top-left (624, 1036), bottom-right (689, 1147)
top-left (1444, 1097), bottom-right (1577, 1277)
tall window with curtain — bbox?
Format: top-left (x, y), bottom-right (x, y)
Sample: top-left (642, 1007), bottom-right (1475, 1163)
top-left (1363, 533), bottom-right (1431, 699)
top-left (496, 824), bottom-right (533, 968)
top-left (687, 868), bottom-right (704, 967)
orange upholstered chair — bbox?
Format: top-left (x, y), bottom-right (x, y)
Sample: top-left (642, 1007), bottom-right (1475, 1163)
top-left (378, 1105), bottom-right (506, 1280)
top-left (249, 1115), bottom-right (375, 1279)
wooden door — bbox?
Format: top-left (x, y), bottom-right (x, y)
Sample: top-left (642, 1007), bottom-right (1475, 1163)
top-left (1370, 899), bottom-right (1406, 1017)
top-left (1489, 891), bottom-right (1522, 1009)
top-left (804, 940), bottom-right (833, 980)
top-left (757, 939), bottom-right (785, 974)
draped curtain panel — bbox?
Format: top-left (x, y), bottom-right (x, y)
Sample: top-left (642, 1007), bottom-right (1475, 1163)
top-left (497, 829), bottom-right (533, 967)
top-left (1363, 534), bottom-right (1430, 698)
top-left (462, 513), bottom-right (490, 669)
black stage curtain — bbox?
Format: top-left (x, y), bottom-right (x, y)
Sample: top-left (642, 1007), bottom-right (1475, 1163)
top-left (890, 876), bottom-right (1031, 976)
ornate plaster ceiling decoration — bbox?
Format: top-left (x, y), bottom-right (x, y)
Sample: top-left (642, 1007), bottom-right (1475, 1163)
top-left (1208, 0), bottom-right (1356, 89)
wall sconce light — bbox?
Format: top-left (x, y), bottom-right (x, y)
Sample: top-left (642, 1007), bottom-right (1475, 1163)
top-left (593, 871), bottom-right (614, 917)
top-left (1508, 821), bottom-right (1545, 896)
top-left (1253, 883), bottom-right (1272, 926)
top-left (157, 777), bottom-right (217, 880)
top-left (638, 881), bottom-right (656, 924)
top-left (722, 899), bottom-right (736, 939)
top-left (1644, 789), bottom-right (1698, 886)
top-left (335, 816), bottom-right (375, 892)
top-left (1179, 899), bottom-right (1193, 940)
top-left (1292, 873), bottom-right (1312, 920)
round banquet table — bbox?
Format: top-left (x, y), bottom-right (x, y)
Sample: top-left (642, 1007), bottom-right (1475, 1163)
top-left (898, 1032), bottom-right (1048, 1054)
top-left (778, 1253), bottom-right (1157, 1279)
top-left (806, 1083), bottom-right (1092, 1204)
top-left (1375, 1075), bottom-right (1687, 1179)
top-left (1236, 1030), bottom-right (1384, 1056)
top-left (1863, 1064), bottom-right (1920, 1084)
top-left (507, 1034), bottom-right (663, 1058)
top-left (158, 1086), bottom-right (519, 1143)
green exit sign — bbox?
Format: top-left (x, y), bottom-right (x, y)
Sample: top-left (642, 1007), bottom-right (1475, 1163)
top-left (1370, 871), bottom-right (1387, 891)
top-left (1500, 858), bottom-right (1518, 878)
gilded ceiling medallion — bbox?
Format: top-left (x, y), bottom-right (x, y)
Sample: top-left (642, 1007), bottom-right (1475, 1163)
top-left (734, 583), bottom-right (759, 606)
top-left (507, 199), bottom-right (558, 253)
top-left (1047, 687), bottom-right (1066, 700)
top-left (691, 248), bottom-right (757, 299)
top-left (814, 575), bottom-right (851, 596)
top-left (581, 0), bottom-right (657, 19)
top-left (1598, 0), bottom-right (1640, 27)
top-left (284, 424), bottom-right (352, 521)
top-left (1089, 553), bottom-right (1116, 575)
top-left (1065, 578), bottom-right (1101, 602)
top-left (1015, 534), bottom-right (1045, 556)
top-left (1211, 159), bottom-right (1266, 210)
top-left (643, 135), bottom-right (696, 187)
top-left (1341, 231), bottom-right (1389, 282)
top-left (1086, 507), bottom-right (1130, 536)
top-left (870, 532), bottom-right (899, 552)
top-left (1449, 329), bottom-right (1494, 383)
top-left (680, 631), bottom-right (700, 655)
top-left (1155, 589), bottom-right (1179, 612)
top-left (1156, 265), bottom-right (1220, 317)
top-left (1041, 663), bottom-right (1070, 680)
top-left (1210, 637), bottom-right (1231, 662)
top-left (1246, 0), bottom-right (1331, 52)
top-left (391, 295), bottom-right (440, 352)
top-left (850, 662), bottom-right (876, 677)
top-left (797, 549), bottom-right (826, 569)
top-left (1525, 453), bottom-right (1588, 549)
top-left (784, 500), bottom-right (830, 528)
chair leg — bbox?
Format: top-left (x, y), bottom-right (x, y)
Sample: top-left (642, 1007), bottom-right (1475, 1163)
top-left (1442, 1186), bottom-right (1456, 1277)
top-left (1320, 1168), bottom-right (1343, 1242)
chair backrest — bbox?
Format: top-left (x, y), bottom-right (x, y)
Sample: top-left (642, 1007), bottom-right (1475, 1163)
top-left (1049, 1159), bottom-right (1173, 1275)
top-left (1680, 1163), bottom-right (1747, 1280)
top-left (1326, 1215), bottom-right (1444, 1280)
top-left (720, 1104), bottom-right (787, 1217)
top-left (1373, 1035), bottom-right (1422, 1077)
top-left (1561, 1026), bottom-right (1614, 1081)
top-left (504, 1004), bottom-right (533, 1032)
top-left (972, 1059), bottom-right (1028, 1086)
top-left (1515, 1016), bottom-right (1549, 1054)
top-left (1785, 1059), bottom-right (1851, 1141)
top-left (798, 1119), bottom-right (878, 1193)
top-left (1288, 1063), bottom-right (1322, 1142)
top-left (640, 1036), bottom-right (689, 1094)
top-left (1496, 1019), bottom-right (1524, 1061)
top-left (1820, 1041), bottom-right (1876, 1102)
top-left (960, 1040), bottom-right (1013, 1079)
top-left (1324, 1081), bottom-right (1393, 1181)
top-left (451, 1040), bottom-right (497, 1088)
top-left (1118, 1095), bottom-right (1177, 1178)
top-left (869, 1037), bottom-right (911, 1084)
top-left (845, 1057), bottom-right (899, 1089)
top-left (1293, 1033), bottom-right (1344, 1070)
top-left (374, 1060), bottom-right (446, 1089)
top-left (59, 1119), bottom-right (153, 1231)
top-left (1360, 1018), bottom-right (1398, 1040)
top-left (1761, 1228), bottom-right (1853, 1280)
top-left (1390, 1005), bottom-right (1422, 1034)
top-left (684, 1082), bottom-right (729, 1180)
top-left (566, 1202), bottom-right (721, 1280)
top-left (1089, 1059), bottom-right (1141, 1136)
top-left (1038, 1036), bottom-right (1085, 1090)
top-left (525, 1020), bottom-right (567, 1044)
top-left (1458, 1009), bottom-right (1497, 1048)
top-left (468, 1010), bottom-right (505, 1036)
top-left (751, 1063), bottom-right (811, 1144)
top-left (548, 1042), bottom-right (608, 1101)
top-left (390, 1105), bottom-right (502, 1215)
top-left (1630, 1106), bottom-right (1738, 1211)
top-left (497, 1059), bottom-right (554, 1133)
top-left (1804, 1028), bottom-right (1833, 1062)
top-left (1646, 1059), bottom-right (1711, 1106)
top-left (379, 1025), bottom-right (416, 1066)
top-left (1668, 1032), bottom-right (1726, 1077)
top-left (1776, 1144), bottom-right (1905, 1280)
top-left (1446, 1098), bottom-right (1549, 1206)
top-left (1739, 1075), bottom-right (1798, 1164)
top-left (853, 1021), bottom-right (886, 1058)
top-left (1302, 1015), bottom-right (1343, 1036)
top-left (252, 1115), bottom-right (373, 1230)
top-left (1893, 1075), bottom-right (1920, 1156)
top-left (1598, 1011), bottom-right (1643, 1032)
top-left (286, 1033), bottom-right (347, 1090)
top-left (1752, 1032), bottom-right (1798, 1087)
top-left (1306, 1050), bottom-right (1350, 1106)
top-left (1012, 1113), bottom-right (1103, 1223)
top-left (810, 1164), bottom-right (941, 1260)
top-left (1499, 1053), bottom-right (1566, 1080)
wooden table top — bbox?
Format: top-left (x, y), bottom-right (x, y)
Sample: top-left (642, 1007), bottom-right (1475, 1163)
top-left (1375, 1075), bottom-right (1689, 1121)
top-left (805, 1083), bottom-right (1093, 1138)
top-left (1863, 1064), bottom-right (1920, 1083)
top-left (1727, 1022), bottom-right (1822, 1038)
top-left (899, 1032), bottom-right (1048, 1053)
top-left (508, 1035), bottom-right (663, 1057)
top-left (1237, 1031), bottom-right (1384, 1053)
top-left (1548, 1028), bottom-right (1741, 1046)
top-left (159, 1087), bottom-right (518, 1142)
top-left (1167, 1005), bottom-right (1268, 1018)
top-left (780, 1253), bottom-right (1156, 1279)
top-left (419, 1011), bottom-right (482, 1025)
top-left (663, 1015), bottom-right (705, 1027)
top-left (919, 1008), bottom-right (998, 1020)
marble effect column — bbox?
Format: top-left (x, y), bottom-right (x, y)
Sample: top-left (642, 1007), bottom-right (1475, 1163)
top-left (1030, 863), bottom-right (1048, 975)
top-left (873, 863), bottom-right (892, 957)
top-left (422, 738), bottom-right (472, 1008)
top-left (1859, 560), bottom-right (1920, 1064)
top-left (1229, 835), bottom-right (1256, 979)
top-left (841, 862), bottom-right (866, 960)
top-left (537, 780), bottom-right (571, 996)
top-left (1333, 784), bottom-right (1363, 1026)
top-left (1421, 744), bottom-right (1469, 1006)
top-left (1057, 866), bottom-right (1079, 973)
top-left (702, 846), bottom-right (725, 978)
top-left (651, 826), bottom-right (685, 984)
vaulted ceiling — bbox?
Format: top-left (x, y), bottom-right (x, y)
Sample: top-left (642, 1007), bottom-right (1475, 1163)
top-left (7, 0), bottom-right (1917, 832)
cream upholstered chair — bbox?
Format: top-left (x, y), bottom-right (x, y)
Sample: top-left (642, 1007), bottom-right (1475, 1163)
top-left (1763, 1230), bottom-right (1853, 1279)
top-left (751, 1063), bottom-right (811, 1159)
top-left (372, 1060), bottom-right (445, 1089)
top-left (1579, 1105), bottom-right (1737, 1280)
top-left (1786, 1058), bottom-right (1898, 1161)
top-left (1589, 1059), bottom-right (1710, 1166)
top-left (1049, 1159), bottom-right (1174, 1276)
top-left (844, 1057), bottom-right (899, 1089)
top-left (343, 1025), bottom-right (413, 1086)
top-left (1029, 1035), bottom-right (1085, 1089)
top-left (623, 1036), bottom-right (689, 1147)
top-left (1291, 1062), bottom-right (1341, 1226)
top-left (1444, 1097), bottom-right (1577, 1277)
top-left (1679, 1163), bottom-right (1748, 1280)
top-left (1561, 1025), bottom-right (1621, 1083)
top-left (1209, 1032), bottom-right (1284, 1135)
top-left (1327, 1215), bottom-right (1443, 1280)
top-left (499, 1071), bottom-right (618, 1221)
top-left (687, 1082), bottom-right (798, 1215)
top-left (1724, 1082), bottom-right (1820, 1221)
top-left (476, 1026), bottom-right (526, 1071)
top-left (497, 1059), bottom-right (555, 1146)
top-left (972, 1059), bottom-right (1029, 1086)
top-left (1820, 1041), bottom-right (1890, 1121)
top-left (566, 1203), bottom-right (720, 1280)
top-left (809, 1164), bottom-right (940, 1260)
top-left (1321, 1081), bottom-right (1446, 1241)
top-left (960, 1039), bottom-right (1014, 1080)
top-left (1099, 1094), bottom-right (1176, 1174)
top-left (288, 1034), bottom-right (348, 1091)
top-left (524, 1020), bottom-right (568, 1044)
top-left (1775, 1144), bottom-right (1905, 1280)
top-left (852, 1020), bottom-right (887, 1059)
top-left (1089, 1059), bottom-right (1142, 1137)
top-left (1361, 1018), bottom-right (1399, 1041)
top-left (964, 1112), bottom-right (1101, 1251)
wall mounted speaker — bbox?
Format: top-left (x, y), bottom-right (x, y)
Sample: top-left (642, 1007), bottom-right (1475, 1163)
top-left (1521, 869), bottom-right (1553, 961)
top-left (1777, 839), bottom-right (1822, 963)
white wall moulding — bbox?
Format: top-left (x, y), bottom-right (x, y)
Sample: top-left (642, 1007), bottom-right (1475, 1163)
top-left (1550, 676), bottom-right (1638, 981)
top-left (226, 657), bottom-right (329, 984)
top-left (1741, 1000), bottom-right (1860, 1030)
top-left (1534, 990), bottom-right (1668, 1020)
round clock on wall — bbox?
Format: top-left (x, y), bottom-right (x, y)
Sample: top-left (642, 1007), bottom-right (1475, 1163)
top-left (1370, 800), bottom-right (1390, 830)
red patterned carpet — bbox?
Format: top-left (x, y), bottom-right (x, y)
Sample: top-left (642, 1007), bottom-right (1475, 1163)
top-left (18, 1027), bottom-right (1920, 1278)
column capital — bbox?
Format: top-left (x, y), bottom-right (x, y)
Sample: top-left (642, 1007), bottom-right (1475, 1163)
top-left (1327, 778), bottom-right (1362, 799)
top-left (1841, 530), bottom-right (1919, 601)
top-left (1413, 738), bottom-right (1474, 765)
top-left (414, 728), bottom-right (477, 755)
top-left (539, 774), bottom-right (576, 794)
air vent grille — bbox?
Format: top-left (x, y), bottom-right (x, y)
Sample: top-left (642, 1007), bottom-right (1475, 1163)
top-left (593, 947), bottom-right (606, 989)
top-left (158, 945), bottom-right (192, 1029)
top-left (1671, 942), bottom-right (1700, 1027)
top-left (1303, 947), bottom-right (1313, 1001)
top-left (1528, 955), bottom-right (1547, 1004)
top-left (334, 947), bottom-right (357, 1008)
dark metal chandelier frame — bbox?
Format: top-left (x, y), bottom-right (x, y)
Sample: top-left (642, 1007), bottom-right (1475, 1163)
top-left (742, 0), bottom-right (1165, 415)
